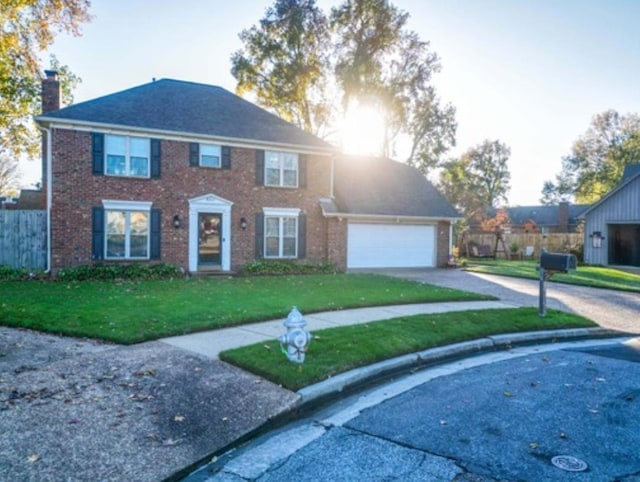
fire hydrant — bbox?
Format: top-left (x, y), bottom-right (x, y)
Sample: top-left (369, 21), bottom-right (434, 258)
top-left (278, 307), bottom-right (312, 364)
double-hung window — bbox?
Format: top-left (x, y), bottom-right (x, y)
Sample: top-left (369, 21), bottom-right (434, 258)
top-left (200, 144), bottom-right (221, 168)
top-left (105, 135), bottom-right (150, 177)
top-left (265, 151), bottom-right (298, 188)
top-left (103, 200), bottom-right (152, 259)
top-left (263, 208), bottom-right (300, 258)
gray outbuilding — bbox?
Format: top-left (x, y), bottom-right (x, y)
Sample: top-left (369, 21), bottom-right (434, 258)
top-left (581, 164), bottom-right (640, 267)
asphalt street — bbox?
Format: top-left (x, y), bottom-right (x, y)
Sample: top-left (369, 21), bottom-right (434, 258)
top-left (194, 337), bottom-right (640, 482)
top-left (186, 269), bottom-right (640, 482)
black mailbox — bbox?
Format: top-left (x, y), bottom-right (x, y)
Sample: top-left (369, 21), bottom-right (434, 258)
top-left (540, 252), bottom-right (577, 273)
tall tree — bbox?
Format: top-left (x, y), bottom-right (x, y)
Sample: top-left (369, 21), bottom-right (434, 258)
top-left (330, 0), bottom-right (407, 108)
top-left (542, 110), bottom-right (640, 204)
top-left (439, 139), bottom-right (511, 221)
top-left (231, 0), bottom-right (331, 136)
top-left (0, 0), bottom-right (91, 158)
top-left (232, 0), bottom-right (456, 171)
top-left (0, 148), bottom-right (19, 195)
top-left (330, 0), bottom-right (456, 169)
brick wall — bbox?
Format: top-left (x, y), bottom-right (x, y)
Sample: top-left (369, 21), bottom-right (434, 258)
top-left (326, 217), bottom-right (347, 269)
top-left (436, 221), bottom-right (451, 267)
top-left (50, 128), bottom-right (332, 271)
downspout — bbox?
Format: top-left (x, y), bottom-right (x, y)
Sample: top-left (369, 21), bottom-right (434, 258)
top-left (449, 222), bottom-right (454, 256)
top-left (38, 125), bottom-right (52, 273)
top-left (330, 155), bottom-right (335, 199)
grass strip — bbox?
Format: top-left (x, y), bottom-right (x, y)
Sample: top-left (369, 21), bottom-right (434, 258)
top-left (0, 274), bottom-right (492, 344)
top-left (220, 307), bottom-right (597, 391)
top-left (465, 260), bottom-right (640, 292)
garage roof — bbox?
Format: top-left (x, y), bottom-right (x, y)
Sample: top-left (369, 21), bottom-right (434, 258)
top-left (330, 156), bottom-right (461, 219)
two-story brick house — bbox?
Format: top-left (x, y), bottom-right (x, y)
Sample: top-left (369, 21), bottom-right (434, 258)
top-left (36, 73), bottom-right (459, 273)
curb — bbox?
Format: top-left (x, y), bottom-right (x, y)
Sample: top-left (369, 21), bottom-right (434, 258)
top-left (179, 328), bottom-right (635, 481)
top-left (296, 327), bottom-right (629, 405)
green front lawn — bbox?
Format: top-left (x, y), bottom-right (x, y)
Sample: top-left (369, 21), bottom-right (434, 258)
top-left (465, 259), bottom-right (640, 292)
top-left (220, 307), bottom-right (597, 391)
top-left (0, 274), bottom-right (493, 344)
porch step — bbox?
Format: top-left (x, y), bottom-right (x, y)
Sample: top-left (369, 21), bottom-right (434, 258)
top-left (189, 270), bottom-right (238, 278)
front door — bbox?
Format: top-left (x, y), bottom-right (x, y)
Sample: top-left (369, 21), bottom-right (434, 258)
top-left (198, 213), bottom-right (222, 267)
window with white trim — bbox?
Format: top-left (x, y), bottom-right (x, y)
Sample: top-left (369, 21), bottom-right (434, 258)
top-left (200, 144), bottom-right (221, 168)
top-left (103, 200), bottom-right (152, 259)
top-left (105, 135), bottom-right (150, 177)
top-left (265, 151), bottom-right (298, 187)
top-left (263, 208), bottom-right (300, 258)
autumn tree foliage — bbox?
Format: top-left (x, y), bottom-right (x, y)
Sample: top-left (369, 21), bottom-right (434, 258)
top-left (480, 207), bottom-right (511, 232)
top-left (0, 0), bottom-right (91, 158)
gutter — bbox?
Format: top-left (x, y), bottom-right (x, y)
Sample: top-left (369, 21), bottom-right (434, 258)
top-left (34, 117), bottom-right (337, 157)
top-left (321, 210), bottom-right (463, 224)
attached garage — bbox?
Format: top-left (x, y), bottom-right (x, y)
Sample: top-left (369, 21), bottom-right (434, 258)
top-left (347, 222), bottom-right (435, 268)
top-left (322, 156), bottom-right (462, 270)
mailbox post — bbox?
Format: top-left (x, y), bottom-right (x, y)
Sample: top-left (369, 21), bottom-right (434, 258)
top-left (538, 251), bottom-right (577, 317)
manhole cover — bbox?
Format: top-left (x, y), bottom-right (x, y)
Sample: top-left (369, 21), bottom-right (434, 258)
top-left (551, 455), bottom-right (588, 472)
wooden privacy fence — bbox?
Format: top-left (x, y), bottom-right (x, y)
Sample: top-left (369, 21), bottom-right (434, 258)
top-left (462, 232), bottom-right (583, 258)
top-left (0, 210), bottom-right (47, 270)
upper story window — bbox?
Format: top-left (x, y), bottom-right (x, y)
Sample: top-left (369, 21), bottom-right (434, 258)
top-left (200, 144), bottom-right (221, 168)
top-left (265, 151), bottom-right (298, 188)
top-left (105, 135), bottom-right (150, 177)
top-left (189, 142), bottom-right (231, 169)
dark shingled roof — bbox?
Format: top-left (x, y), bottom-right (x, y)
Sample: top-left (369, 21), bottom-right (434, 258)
top-left (622, 163), bottom-right (640, 183)
top-left (481, 204), bottom-right (589, 227)
top-left (333, 156), bottom-right (461, 219)
top-left (36, 78), bottom-right (332, 151)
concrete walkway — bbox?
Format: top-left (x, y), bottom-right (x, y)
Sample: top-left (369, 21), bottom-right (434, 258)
top-left (160, 300), bottom-right (513, 358)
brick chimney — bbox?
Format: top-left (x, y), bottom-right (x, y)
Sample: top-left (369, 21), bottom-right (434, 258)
top-left (40, 70), bottom-right (60, 198)
top-left (41, 70), bottom-right (60, 113)
top-left (558, 201), bottom-right (569, 232)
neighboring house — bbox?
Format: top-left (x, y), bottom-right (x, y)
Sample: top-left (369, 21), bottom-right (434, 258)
top-left (471, 202), bottom-right (588, 234)
top-left (35, 72), bottom-right (459, 273)
top-left (14, 189), bottom-right (45, 210)
top-left (581, 164), bottom-right (640, 268)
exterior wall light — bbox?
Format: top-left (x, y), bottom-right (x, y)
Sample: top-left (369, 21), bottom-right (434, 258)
top-left (173, 214), bottom-right (181, 229)
top-left (590, 231), bottom-right (604, 248)
top-left (240, 217), bottom-right (248, 230)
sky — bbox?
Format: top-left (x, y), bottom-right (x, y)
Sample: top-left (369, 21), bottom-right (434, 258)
top-left (19, 0), bottom-right (640, 206)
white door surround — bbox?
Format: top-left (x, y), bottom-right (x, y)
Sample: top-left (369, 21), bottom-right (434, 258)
top-left (188, 194), bottom-right (233, 272)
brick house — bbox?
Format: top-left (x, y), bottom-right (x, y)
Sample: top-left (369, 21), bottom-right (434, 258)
top-left (36, 73), bottom-right (459, 273)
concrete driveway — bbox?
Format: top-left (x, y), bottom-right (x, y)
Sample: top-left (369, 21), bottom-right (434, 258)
top-left (369, 268), bottom-right (640, 334)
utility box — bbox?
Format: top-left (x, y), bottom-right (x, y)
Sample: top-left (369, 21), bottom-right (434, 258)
top-left (540, 252), bottom-right (577, 273)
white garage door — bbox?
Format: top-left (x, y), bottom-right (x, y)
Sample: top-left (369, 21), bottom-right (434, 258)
top-left (347, 223), bottom-right (436, 268)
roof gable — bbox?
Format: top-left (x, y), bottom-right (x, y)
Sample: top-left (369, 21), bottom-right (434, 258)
top-left (580, 163), bottom-right (640, 217)
top-left (332, 156), bottom-right (460, 219)
top-left (498, 204), bottom-right (588, 226)
top-left (36, 78), bottom-right (332, 152)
